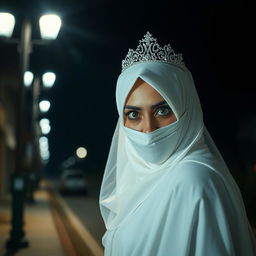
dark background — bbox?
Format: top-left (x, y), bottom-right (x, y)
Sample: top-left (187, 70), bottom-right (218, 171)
top-left (0, 0), bottom-right (255, 189)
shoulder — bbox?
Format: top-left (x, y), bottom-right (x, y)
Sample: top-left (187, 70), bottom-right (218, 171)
top-left (171, 160), bottom-right (226, 198)
top-left (173, 160), bottom-right (222, 184)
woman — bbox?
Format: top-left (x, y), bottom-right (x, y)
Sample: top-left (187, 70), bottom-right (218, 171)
top-left (99, 32), bottom-right (256, 255)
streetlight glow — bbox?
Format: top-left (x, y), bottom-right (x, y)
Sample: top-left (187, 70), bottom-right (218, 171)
top-left (42, 72), bottom-right (56, 87)
top-left (42, 126), bottom-right (51, 134)
top-left (39, 118), bottom-right (50, 126)
top-left (39, 100), bottom-right (51, 112)
top-left (0, 12), bottom-right (15, 38)
top-left (39, 14), bottom-right (61, 40)
top-left (24, 71), bottom-right (34, 87)
top-left (76, 147), bottom-right (87, 159)
top-left (39, 136), bottom-right (48, 149)
top-left (39, 136), bottom-right (48, 144)
top-left (39, 118), bottom-right (51, 135)
top-left (41, 151), bottom-right (50, 160)
top-left (39, 136), bottom-right (50, 161)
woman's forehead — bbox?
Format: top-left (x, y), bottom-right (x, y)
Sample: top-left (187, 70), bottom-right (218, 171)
top-left (125, 79), bottom-right (166, 106)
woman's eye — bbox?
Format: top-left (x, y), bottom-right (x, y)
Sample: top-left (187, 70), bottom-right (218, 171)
top-left (156, 107), bottom-right (172, 117)
top-left (126, 111), bottom-right (139, 120)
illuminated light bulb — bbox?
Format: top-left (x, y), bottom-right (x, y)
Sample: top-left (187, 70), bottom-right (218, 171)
top-left (39, 136), bottom-right (48, 148)
top-left (24, 71), bottom-right (34, 87)
top-left (42, 72), bottom-right (56, 87)
top-left (76, 147), bottom-right (87, 159)
top-left (39, 14), bottom-right (61, 40)
top-left (40, 118), bottom-right (50, 126)
top-left (39, 100), bottom-right (51, 112)
top-left (0, 12), bottom-right (15, 38)
top-left (39, 118), bottom-right (51, 134)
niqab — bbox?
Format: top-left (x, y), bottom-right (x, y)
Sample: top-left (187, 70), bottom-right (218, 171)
top-left (99, 62), bottom-right (256, 255)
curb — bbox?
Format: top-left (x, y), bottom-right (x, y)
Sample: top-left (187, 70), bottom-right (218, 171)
top-left (46, 181), bottom-right (104, 256)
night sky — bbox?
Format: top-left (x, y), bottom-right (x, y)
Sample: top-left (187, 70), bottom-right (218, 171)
top-left (0, 0), bottom-right (255, 184)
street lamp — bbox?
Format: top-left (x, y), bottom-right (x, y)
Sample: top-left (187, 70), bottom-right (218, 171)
top-left (0, 12), bottom-right (15, 38)
top-left (27, 72), bottom-right (55, 204)
top-left (76, 147), bottom-right (87, 159)
top-left (39, 118), bottom-right (51, 135)
top-left (0, 11), bottom-right (61, 249)
top-left (39, 136), bottom-right (50, 162)
top-left (24, 71), bottom-right (34, 87)
top-left (39, 100), bottom-right (51, 112)
top-left (42, 72), bottom-right (56, 88)
top-left (24, 72), bottom-right (54, 205)
top-left (39, 14), bottom-right (62, 40)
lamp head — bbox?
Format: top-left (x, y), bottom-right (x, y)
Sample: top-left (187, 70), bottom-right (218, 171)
top-left (39, 14), bottom-right (61, 40)
top-left (0, 12), bottom-right (15, 38)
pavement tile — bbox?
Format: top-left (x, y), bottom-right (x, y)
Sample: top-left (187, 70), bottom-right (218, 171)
top-left (0, 189), bottom-right (65, 256)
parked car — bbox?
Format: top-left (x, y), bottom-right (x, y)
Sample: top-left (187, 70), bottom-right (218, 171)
top-left (59, 169), bottom-right (88, 195)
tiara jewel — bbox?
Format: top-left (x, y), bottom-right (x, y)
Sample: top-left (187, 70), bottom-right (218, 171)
top-left (121, 32), bottom-right (184, 72)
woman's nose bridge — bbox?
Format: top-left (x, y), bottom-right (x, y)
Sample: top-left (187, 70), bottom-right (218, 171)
top-left (143, 115), bottom-right (157, 133)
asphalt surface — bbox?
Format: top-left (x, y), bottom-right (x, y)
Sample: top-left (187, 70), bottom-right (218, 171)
top-left (51, 177), bottom-right (106, 246)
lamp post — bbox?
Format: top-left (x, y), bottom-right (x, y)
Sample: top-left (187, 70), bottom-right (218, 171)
top-left (25, 75), bottom-right (40, 205)
top-left (0, 12), bottom-right (61, 249)
top-left (6, 16), bottom-right (32, 249)
top-left (26, 72), bottom-right (55, 204)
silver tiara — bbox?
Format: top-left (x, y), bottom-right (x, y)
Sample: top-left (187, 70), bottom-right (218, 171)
top-left (121, 32), bottom-right (184, 72)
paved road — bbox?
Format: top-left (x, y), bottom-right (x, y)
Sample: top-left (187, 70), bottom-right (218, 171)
top-left (51, 178), bottom-right (106, 247)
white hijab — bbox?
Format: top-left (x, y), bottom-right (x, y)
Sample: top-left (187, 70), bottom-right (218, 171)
top-left (99, 62), bottom-right (244, 231)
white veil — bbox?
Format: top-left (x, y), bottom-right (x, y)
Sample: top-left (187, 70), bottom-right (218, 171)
top-left (99, 62), bottom-right (248, 232)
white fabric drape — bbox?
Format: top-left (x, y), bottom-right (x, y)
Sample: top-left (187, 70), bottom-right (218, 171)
top-left (99, 62), bottom-right (256, 255)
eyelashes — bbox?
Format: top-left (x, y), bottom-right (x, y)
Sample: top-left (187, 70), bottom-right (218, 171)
top-left (156, 106), bottom-right (173, 116)
top-left (125, 111), bottom-right (139, 120)
top-left (124, 106), bottom-right (173, 121)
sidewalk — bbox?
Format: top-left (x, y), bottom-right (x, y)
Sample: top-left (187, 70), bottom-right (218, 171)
top-left (0, 181), bottom-right (104, 256)
top-left (0, 186), bottom-right (65, 256)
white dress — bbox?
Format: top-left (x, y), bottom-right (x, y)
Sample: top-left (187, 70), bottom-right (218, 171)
top-left (102, 147), bottom-right (256, 256)
top-left (100, 61), bottom-right (256, 255)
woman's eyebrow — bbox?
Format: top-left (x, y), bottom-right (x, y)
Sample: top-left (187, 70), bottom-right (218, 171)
top-left (124, 100), bottom-right (168, 111)
top-left (151, 100), bottom-right (168, 109)
top-left (124, 105), bottom-right (142, 111)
